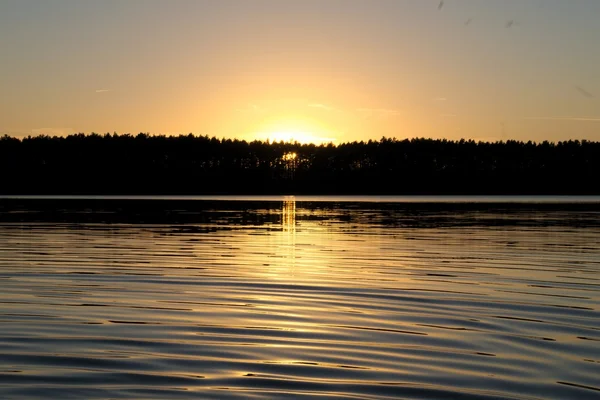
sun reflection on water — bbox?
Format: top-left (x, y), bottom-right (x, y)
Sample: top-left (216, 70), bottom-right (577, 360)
top-left (282, 196), bottom-right (296, 234)
top-left (281, 196), bottom-right (297, 277)
top-left (1, 204), bottom-right (598, 399)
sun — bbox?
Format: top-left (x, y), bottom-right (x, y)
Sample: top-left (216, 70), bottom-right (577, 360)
top-left (267, 130), bottom-right (320, 144)
top-left (282, 151), bottom-right (298, 161)
top-left (252, 117), bottom-right (336, 145)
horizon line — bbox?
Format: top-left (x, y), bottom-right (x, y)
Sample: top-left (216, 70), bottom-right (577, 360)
top-left (3, 132), bottom-right (599, 146)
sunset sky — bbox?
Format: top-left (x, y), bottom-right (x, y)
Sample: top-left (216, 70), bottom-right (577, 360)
top-left (1, 0), bottom-right (598, 143)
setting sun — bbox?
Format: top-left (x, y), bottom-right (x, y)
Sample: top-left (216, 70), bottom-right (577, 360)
top-left (253, 117), bottom-right (337, 144)
top-left (265, 130), bottom-right (320, 144)
top-left (282, 151), bottom-right (297, 161)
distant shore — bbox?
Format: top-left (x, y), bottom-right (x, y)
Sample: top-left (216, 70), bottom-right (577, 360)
top-left (2, 195), bottom-right (600, 226)
top-left (2, 134), bottom-right (600, 195)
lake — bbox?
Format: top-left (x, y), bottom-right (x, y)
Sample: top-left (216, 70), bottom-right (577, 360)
top-left (1, 196), bottom-right (599, 399)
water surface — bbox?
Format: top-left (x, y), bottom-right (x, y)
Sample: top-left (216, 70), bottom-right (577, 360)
top-left (1, 198), bottom-right (599, 399)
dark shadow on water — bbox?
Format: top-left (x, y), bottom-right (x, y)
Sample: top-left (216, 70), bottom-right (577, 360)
top-left (1, 197), bottom-right (600, 228)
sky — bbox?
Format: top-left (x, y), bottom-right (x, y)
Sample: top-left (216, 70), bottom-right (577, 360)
top-left (1, 0), bottom-right (599, 143)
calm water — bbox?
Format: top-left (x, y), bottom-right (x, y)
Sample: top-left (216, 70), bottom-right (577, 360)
top-left (1, 198), bottom-right (599, 399)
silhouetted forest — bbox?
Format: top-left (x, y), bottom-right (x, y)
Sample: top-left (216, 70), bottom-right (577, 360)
top-left (1, 133), bottom-right (599, 195)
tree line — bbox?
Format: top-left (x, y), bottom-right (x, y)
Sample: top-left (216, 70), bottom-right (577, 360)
top-left (1, 133), bottom-right (599, 195)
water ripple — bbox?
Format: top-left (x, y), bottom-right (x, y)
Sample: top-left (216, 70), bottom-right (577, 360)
top-left (1, 200), bottom-right (599, 399)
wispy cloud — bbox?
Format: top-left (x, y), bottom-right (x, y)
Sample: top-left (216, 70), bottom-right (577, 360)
top-left (236, 103), bottom-right (262, 113)
top-left (31, 128), bottom-right (75, 136)
top-left (0, 129), bottom-right (32, 137)
top-left (440, 113), bottom-right (457, 118)
top-left (95, 89), bottom-right (111, 93)
top-left (356, 108), bottom-right (401, 118)
top-left (524, 116), bottom-right (600, 122)
top-left (574, 85), bottom-right (594, 99)
top-left (433, 97), bottom-right (447, 101)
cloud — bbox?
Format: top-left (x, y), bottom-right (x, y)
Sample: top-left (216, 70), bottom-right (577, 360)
top-left (440, 113), bottom-right (457, 118)
top-left (524, 117), bottom-right (600, 122)
top-left (574, 85), bottom-right (594, 99)
top-left (95, 89), bottom-right (111, 93)
top-left (433, 97), bottom-right (447, 101)
top-left (31, 128), bottom-right (76, 136)
top-left (236, 103), bottom-right (262, 113)
top-left (0, 129), bottom-right (32, 137)
top-left (356, 108), bottom-right (401, 118)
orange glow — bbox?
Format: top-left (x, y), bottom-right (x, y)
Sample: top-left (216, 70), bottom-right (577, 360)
top-left (252, 116), bottom-right (337, 144)
top-left (266, 131), bottom-right (318, 144)
top-left (282, 152), bottom-right (298, 161)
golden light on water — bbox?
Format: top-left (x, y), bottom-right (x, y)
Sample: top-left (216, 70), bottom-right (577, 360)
top-left (282, 197), bottom-right (296, 234)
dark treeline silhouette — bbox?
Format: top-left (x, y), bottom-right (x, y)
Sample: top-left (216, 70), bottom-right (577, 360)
top-left (1, 133), bottom-right (599, 195)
